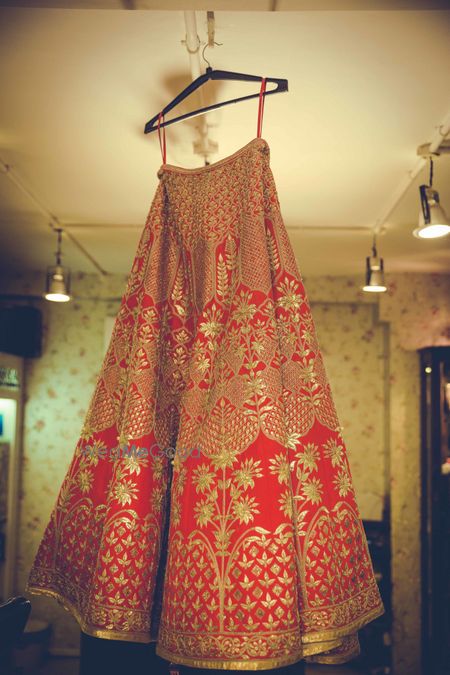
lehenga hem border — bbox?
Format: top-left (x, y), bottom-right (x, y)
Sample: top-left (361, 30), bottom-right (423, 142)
top-left (26, 582), bottom-right (384, 658)
top-left (305, 646), bottom-right (361, 666)
top-left (300, 601), bottom-right (385, 644)
top-left (155, 644), bottom-right (306, 671)
top-left (25, 584), bottom-right (157, 644)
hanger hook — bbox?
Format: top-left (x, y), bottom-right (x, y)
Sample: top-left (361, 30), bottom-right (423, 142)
top-left (201, 40), bottom-right (223, 70)
top-left (202, 43), bottom-right (211, 69)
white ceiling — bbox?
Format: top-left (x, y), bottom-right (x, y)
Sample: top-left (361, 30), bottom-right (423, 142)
top-left (0, 4), bottom-right (449, 279)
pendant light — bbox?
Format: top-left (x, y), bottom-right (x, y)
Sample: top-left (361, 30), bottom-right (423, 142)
top-left (44, 228), bottom-right (71, 303)
top-left (362, 232), bottom-right (387, 293)
top-left (414, 156), bottom-right (450, 239)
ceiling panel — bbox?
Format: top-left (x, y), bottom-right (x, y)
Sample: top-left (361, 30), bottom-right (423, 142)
top-left (1, 1), bottom-right (449, 10)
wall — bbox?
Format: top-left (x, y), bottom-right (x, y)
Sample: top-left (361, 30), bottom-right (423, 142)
top-left (1, 270), bottom-right (449, 673)
top-left (1, 271), bottom-right (126, 653)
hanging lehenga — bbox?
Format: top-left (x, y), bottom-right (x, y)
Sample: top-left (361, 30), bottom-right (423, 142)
top-left (27, 79), bottom-right (385, 670)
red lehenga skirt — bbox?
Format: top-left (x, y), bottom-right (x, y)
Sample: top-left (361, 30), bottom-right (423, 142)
top-left (27, 136), bottom-right (384, 670)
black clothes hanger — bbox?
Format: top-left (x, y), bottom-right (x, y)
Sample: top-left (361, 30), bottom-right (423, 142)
top-left (144, 66), bottom-right (288, 134)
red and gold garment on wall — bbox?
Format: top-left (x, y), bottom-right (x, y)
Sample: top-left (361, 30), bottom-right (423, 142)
top-left (27, 80), bottom-right (385, 670)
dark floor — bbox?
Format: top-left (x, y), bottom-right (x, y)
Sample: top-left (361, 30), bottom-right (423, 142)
top-left (30, 656), bottom-right (368, 675)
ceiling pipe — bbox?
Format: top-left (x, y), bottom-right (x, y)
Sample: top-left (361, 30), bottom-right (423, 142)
top-left (373, 109), bottom-right (450, 235)
top-left (183, 11), bottom-right (217, 161)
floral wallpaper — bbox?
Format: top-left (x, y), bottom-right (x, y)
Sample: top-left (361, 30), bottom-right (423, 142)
top-left (1, 269), bottom-right (448, 674)
top-left (379, 272), bottom-right (450, 349)
top-left (308, 301), bottom-right (387, 521)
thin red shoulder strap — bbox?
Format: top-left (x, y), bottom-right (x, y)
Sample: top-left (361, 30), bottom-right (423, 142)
top-left (257, 77), bottom-right (267, 138)
top-left (157, 112), bottom-right (166, 164)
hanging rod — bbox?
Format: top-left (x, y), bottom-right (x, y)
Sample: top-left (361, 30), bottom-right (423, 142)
top-left (182, 11), bottom-right (218, 161)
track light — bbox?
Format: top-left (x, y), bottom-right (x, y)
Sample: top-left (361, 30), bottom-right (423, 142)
top-left (44, 228), bottom-right (71, 303)
top-left (362, 233), bottom-right (386, 293)
top-left (414, 156), bottom-right (449, 239)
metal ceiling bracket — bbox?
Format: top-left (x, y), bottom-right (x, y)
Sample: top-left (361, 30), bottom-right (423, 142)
top-left (417, 140), bottom-right (450, 157)
top-left (207, 11), bottom-right (215, 47)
